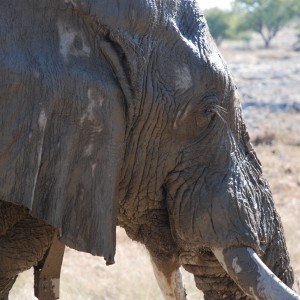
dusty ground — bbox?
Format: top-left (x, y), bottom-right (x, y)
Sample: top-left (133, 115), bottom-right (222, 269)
top-left (10, 29), bottom-right (300, 299)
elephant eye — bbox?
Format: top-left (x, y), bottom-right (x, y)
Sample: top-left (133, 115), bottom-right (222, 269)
top-left (195, 100), bottom-right (227, 128)
top-left (204, 104), bottom-right (227, 123)
top-left (204, 106), bottom-right (215, 118)
top-left (194, 106), bottom-right (215, 128)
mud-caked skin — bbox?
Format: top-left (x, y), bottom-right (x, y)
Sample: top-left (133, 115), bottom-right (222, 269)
top-left (0, 0), bottom-right (297, 299)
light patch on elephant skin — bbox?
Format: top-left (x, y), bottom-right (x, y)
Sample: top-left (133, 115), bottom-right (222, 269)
top-left (64, 0), bottom-right (78, 7)
top-left (50, 278), bottom-right (60, 299)
top-left (91, 163), bottom-right (97, 177)
top-left (38, 109), bottom-right (47, 131)
top-left (173, 118), bottom-right (179, 130)
top-left (80, 98), bottom-right (97, 125)
top-left (212, 248), bottom-right (228, 273)
top-left (57, 20), bottom-right (91, 61)
top-left (175, 66), bottom-right (193, 91)
top-left (209, 51), bottom-right (227, 75)
top-left (84, 143), bottom-right (94, 157)
top-left (88, 88), bottom-right (105, 107)
top-left (80, 88), bottom-right (104, 126)
top-left (34, 71), bottom-right (40, 78)
top-left (173, 104), bottom-right (192, 129)
top-left (81, 88), bottom-right (104, 157)
top-left (31, 109), bottom-right (47, 204)
top-left (232, 257), bottom-right (242, 274)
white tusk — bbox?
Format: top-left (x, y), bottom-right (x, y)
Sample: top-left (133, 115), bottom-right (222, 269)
top-left (212, 247), bottom-right (300, 300)
top-left (150, 255), bottom-right (187, 300)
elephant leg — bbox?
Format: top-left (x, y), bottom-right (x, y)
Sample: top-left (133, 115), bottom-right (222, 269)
top-left (0, 201), bottom-right (55, 299)
top-left (122, 213), bottom-right (186, 299)
top-left (150, 255), bottom-right (186, 300)
top-left (0, 276), bottom-right (17, 300)
top-left (179, 249), bottom-right (250, 300)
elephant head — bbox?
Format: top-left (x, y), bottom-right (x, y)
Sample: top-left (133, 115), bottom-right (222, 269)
top-left (0, 0), bottom-right (299, 299)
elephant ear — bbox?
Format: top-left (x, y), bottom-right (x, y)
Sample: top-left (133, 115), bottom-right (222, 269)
top-left (0, 67), bottom-right (125, 265)
top-left (31, 81), bottom-right (125, 264)
top-left (0, 4), bottom-right (128, 263)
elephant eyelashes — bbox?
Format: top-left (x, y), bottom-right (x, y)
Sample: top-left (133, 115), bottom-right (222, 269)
top-left (204, 107), bottom-right (215, 119)
top-left (193, 103), bottom-right (227, 129)
top-left (193, 107), bottom-right (215, 128)
top-left (206, 104), bottom-right (227, 123)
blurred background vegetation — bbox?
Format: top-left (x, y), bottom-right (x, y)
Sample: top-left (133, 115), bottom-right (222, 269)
top-left (205, 0), bottom-right (300, 49)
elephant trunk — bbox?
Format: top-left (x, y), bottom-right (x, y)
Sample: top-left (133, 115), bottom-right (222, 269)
top-left (212, 247), bottom-right (300, 300)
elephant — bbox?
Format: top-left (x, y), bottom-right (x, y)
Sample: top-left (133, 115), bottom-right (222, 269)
top-left (0, 0), bottom-right (299, 299)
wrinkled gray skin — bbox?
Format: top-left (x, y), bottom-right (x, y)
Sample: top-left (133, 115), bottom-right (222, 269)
top-left (0, 0), bottom-right (298, 299)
